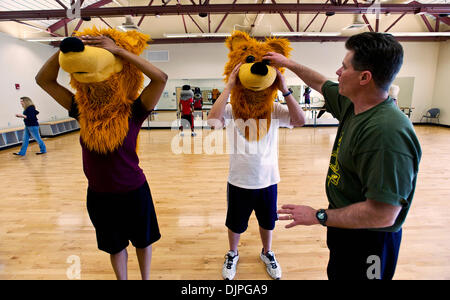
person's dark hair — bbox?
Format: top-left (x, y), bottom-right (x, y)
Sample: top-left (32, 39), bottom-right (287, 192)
top-left (345, 32), bottom-right (403, 91)
top-left (182, 85), bottom-right (191, 90)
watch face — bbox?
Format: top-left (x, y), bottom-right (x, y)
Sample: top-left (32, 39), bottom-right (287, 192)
top-left (317, 212), bottom-right (325, 220)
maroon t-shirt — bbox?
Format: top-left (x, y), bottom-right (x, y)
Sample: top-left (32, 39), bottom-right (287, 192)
top-left (69, 98), bottom-right (151, 193)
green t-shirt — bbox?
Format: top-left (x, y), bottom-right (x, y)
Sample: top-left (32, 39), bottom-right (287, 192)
top-left (322, 81), bottom-right (422, 232)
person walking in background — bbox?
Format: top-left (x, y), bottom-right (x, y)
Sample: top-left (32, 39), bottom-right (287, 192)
top-left (13, 97), bottom-right (47, 156)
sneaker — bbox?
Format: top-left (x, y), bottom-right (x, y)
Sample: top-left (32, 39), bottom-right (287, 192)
top-left (191, 132), bottom-right (196, 137)
top-left (180, 132), bottom-right (184, 137)
top-left (260, 249), bottom-right (282, 280)
top-left (13, 153), bottom-right (24, 156)
top-left (36, 152), bottom-right (46, 155)
top-left (222, 251), bottom-right (239, 280)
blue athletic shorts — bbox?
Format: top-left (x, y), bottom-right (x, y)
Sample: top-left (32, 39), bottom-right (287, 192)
top-left (226, 182), bottom-right (278, 234)
top-left (86, 181), bottom-right (161, 254)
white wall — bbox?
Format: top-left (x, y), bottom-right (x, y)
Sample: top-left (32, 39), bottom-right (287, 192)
top-left (150, 40), bottom-right (444, 123)
top-left (0, 32), bottom-right (71, 129)
top-left (431, 40), bottom-right (450, 125)
top-left (399, 42), bottom-right (440, 122)
top-left (1, 33), bottom-right (447, 129)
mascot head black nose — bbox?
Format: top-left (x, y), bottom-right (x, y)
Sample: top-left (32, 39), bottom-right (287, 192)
top-left (60, 37), bottom-right (85, 54)
top-left (250, 61), bottom-right (269, 76)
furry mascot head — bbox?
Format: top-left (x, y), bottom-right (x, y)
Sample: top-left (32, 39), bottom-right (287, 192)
top-left (58, 26), bottom-right (149, 154)
top-left (180, 85), bottom-right (194, 101)
top-left (224, 31), bottom-right (291, 141)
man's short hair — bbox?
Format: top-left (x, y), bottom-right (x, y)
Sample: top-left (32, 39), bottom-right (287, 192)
top-left (345, 32), bottom-right (403, 91)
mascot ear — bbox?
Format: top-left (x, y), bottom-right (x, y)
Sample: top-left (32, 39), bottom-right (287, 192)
top-left (226, 31), bottom-right (251, 51)
top-left (123, 31), bottom-right (150, 54)
top-left (265, 37), bottom-right (292, 58)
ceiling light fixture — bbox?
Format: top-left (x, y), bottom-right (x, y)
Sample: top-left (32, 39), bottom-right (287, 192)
top-left (117, 16), bottom-right (140, 32)
top-left (201, 33), bottom-right (232, 37)
top-left (389, 32), bottom-right (450, 37)
top-left (25, 37), bottom-right (66, 42)
top-left (163, 33), bottom-right (200, 38)
top-left (271, 32), bottom-right (341, 37)
top-left (342, 14), bottom-right (368, 31)
top-left (163, 33), bottom-right (232, 38)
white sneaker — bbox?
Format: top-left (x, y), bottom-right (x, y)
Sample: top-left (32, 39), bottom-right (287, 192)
top-left (260, 249), bottom-right (282, 280)
top-left (222, 251), bottom-right (239, 280)
top-left (191, 131), bottom-right (196, 137)
top-left (180, 132), bottom-right (184, 137)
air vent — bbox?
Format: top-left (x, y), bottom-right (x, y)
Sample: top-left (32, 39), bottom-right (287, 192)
top-left (147, 50), bottom-right (169, 62)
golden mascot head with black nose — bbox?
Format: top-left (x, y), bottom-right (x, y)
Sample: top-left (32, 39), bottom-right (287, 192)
top-left (58, 26), bottom-right (149, 154)
top-left (224, 31), bottom-right (291, 141)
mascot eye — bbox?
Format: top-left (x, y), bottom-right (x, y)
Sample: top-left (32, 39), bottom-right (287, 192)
top-left (262, 59), bottom-right (271, 66)
top-left (246, 55), bottom-right (255, 63)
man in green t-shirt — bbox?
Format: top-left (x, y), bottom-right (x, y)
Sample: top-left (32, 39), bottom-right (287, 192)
top-left (264, 32), bottom-right (421, 280)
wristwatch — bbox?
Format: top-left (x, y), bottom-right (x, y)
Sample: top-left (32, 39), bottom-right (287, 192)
top-left (282, 88), bottom-right (293, 97)
top-left (316, 209), bottom-right (328, 226)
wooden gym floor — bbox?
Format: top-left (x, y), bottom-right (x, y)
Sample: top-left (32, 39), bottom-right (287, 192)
top-left (0, 125), bottom-right (449, 280)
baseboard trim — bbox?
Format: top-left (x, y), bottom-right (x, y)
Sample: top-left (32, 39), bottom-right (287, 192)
top-left (413, 123), bottom-right (450, 128)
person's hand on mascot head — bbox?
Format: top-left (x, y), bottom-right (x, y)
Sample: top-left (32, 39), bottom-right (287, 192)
top-left (224, 31), bottom-right (292, 92)
top-left (58, 27), bottom-right (149, 84)
top-left (59, 35), bottom-right (124, 83)
top-left (81, 35), bottom-right (122, 55)
top-left (225, 63), bottom-right (242, 90)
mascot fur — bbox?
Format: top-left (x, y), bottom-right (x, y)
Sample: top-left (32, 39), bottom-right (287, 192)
top-left (58, 27), bottom-right (149, 154)
top-left (224, 31), bottom-right (292, 141)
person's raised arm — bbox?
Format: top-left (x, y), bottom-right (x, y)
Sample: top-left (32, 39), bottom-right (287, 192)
top-left (263, 52), bottom-right (327, 95)
top-left (207, 63), bottom-right (241, 129)
top-left (35, 51), bottom-right (74, 110)
top-left (275, 69), bottom-right (306, 127)
top-left (81, 35), bottom-right (168, 111)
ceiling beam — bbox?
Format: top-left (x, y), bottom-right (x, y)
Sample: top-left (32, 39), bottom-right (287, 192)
top-left (48, 34), bottom-right (449, 47)
top-left (186, 13), bottom-right (204, 33)
top-left (1, 4), bottom-right (449, 21)
top-left (137, 0), bottom-right (155, 27)
top-left (148, 35), bottom-right (449, 45)
top-left (271, 0), bottom-right (294, 32)
top-left (421, 14), bottom-right (434, 32)
top-left (353, 0), bottom-right (374, 32)
top-left (361, 14), bottom-right (374, 32)
top-left (319, 16), bottom-right (329, 32)
top-left (432, 14), bottom-right (450, 26)
top-left (384, 12), bottom-right (407, 32)
top-left (98, 16), bottom-right (113, 28)
top-left (47, 0), bottom-right (113, 33)
top-left (214, 0), bottom-right (238, 33)
top-left (303, 0), bottom-right (330, 32)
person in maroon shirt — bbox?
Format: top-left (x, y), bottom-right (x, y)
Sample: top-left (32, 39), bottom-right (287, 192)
top-left (36, 35), bottom-right (167, 280)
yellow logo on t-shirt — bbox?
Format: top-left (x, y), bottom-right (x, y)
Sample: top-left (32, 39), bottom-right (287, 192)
top-left (327, 134), bottom-right (342, 187)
